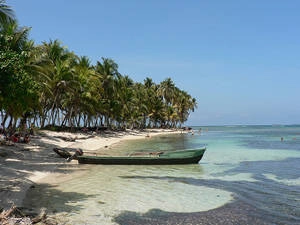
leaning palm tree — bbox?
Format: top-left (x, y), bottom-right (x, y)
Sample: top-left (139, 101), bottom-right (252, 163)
top-left (0, 0), bottom-right (15, 27)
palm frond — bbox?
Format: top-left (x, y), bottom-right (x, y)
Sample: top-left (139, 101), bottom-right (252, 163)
top-left (0, 0), bottom-right (15, 27)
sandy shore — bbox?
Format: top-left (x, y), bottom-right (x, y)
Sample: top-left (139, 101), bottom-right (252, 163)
top-left (0, 128), bottom-right (182, 210)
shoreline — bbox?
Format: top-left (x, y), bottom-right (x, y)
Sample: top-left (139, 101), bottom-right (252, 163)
top-left (0, 128), bottom-right (183, 211)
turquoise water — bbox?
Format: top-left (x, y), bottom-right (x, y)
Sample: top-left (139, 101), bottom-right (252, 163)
top-left (24, 125), bottom-right (300, 224)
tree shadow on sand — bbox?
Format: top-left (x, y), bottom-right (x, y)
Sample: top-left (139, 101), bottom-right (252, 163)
top-left (22, 183), bottom-right (97, 215)
top-left (0, 131), bottom-right (89, 210)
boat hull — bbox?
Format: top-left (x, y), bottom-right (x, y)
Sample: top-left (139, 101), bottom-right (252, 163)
top-left (77, 148), bottom-right (206, 165)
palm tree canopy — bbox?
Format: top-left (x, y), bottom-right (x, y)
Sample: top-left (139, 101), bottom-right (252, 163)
top-left (0, 0), bottom-right (15, 27)
top-left (0, 2), bottom-right (198, 130)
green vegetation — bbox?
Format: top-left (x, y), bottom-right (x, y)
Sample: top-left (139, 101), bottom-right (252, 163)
top-left (0, 1), bottom-right (197, 131)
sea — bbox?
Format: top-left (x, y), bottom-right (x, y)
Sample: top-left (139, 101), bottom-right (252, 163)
top-left (23, 125), bottom-right (300, 225)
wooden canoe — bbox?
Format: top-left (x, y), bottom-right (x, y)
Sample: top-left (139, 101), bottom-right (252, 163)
top-left (77, 147), bottom-right (206, 165)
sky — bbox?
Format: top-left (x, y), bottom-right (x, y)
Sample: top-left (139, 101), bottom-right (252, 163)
top-left (8, 0), bottom-right (300, 126)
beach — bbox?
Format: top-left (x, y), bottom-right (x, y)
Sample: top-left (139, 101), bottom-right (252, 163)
top-left (0, 128), bottom-right (181, 211)
top-left (1, 126), bottom-right (299, 225)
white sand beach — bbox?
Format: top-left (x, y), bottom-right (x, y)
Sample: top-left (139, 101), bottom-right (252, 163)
top-left (0, 129), bottom-right (182, 211)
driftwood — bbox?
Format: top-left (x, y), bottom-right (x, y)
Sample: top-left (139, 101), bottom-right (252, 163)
top-left (0, 206), bottom-right (51, 225)
top-left (53, 148), bottom-right (72, 159)
top-left (53, 147), bottom-right (83, 161)
top-left (0, 205), bottom-right (28, 225)
top-left (31, 208), bottom-right (46, 224)
top-left (0, 205), bottom-right (17, 220)
top-left (54, 136), bottom-right (76, 142)
top-left (66, 148), bottom-right (83, 161)
top-left (61, 136), bottom-right (76, 142)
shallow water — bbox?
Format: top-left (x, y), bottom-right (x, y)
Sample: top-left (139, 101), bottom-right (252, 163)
top-left (24, 125), bottom-right (300, 224)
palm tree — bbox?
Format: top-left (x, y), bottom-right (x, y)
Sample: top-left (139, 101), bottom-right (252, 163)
top-left (114, 75), bottom-right (135, 128)
top-left (70, 56), bottom-right (100, 127)
top-left (33, 40), bottom-right (77, 127)
top-left (0, 21), bottom-right (30, 51)
top-left (0, 1), bottom-right (198, 129)
top-left (129, 82), bottom-right (147, 129)
top-left (142, 77), bottom-right (156, 127)
top-left (0, 0), bottom-right (15, 27)
top-left (175, 90), bottom-right (197, 126)
top-left (158, 77), bottom-right (176, 105)
top-left (95, 57), bottom-right (120, 127)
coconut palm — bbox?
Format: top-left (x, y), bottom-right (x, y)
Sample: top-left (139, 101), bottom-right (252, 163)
top-left (70, 56), bottom-right (101, 127)
top-left (129, 82), bottom-right (148, 128)
top-left (95, 57), bottom-right (120, 127)
top-left (0, 21), bottom-right (30, 51)
top-left (113, 75), bottom-right (134, 127)
top-left (175, 90), bottom-right (197, 126)
top-left (158, 77), bottom-right (176, 105)
top-left (0, 2), bottom-right (198, 130)
top-left (142, 77), bottom-right (157, 127)
top-left (33, 40), bottom-right (77, 127)
top-left (0, 0), bottom-right (15, 27)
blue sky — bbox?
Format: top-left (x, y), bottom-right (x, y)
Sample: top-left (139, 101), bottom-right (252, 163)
top-left (9, 0), bottom-right (300, 125)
